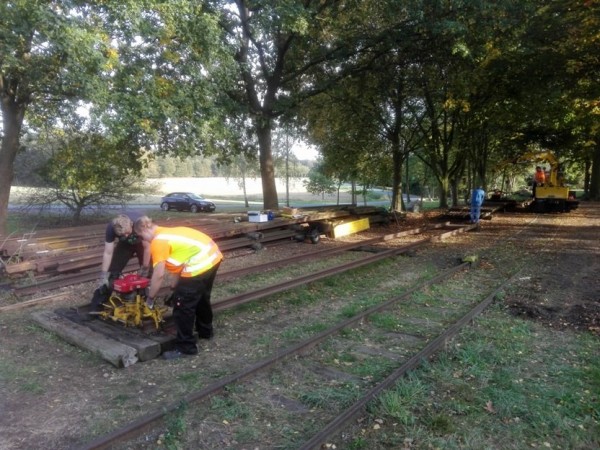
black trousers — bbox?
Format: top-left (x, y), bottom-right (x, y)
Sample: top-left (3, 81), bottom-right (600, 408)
top-left (172, 262), bottom-right (220, 354)
top-left (109, 240), bottom-right (145, 278)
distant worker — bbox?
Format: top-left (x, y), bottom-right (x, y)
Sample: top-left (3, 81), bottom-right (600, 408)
top-left (134, 216), bottom-right (223, 360)
top-left (533, 166), bottom-right (546, 198)
top-left (470, 186), bottom-right (486, 225)
top-left (90, 213), bottom-right (151, 312)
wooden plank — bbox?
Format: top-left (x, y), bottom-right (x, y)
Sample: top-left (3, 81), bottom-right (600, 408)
top-left (85, 320), bottom-right (162, 362)
top-left (31, 310), bottom-right (139, 368)
top-left (69, 305), bottom-right (178, 360)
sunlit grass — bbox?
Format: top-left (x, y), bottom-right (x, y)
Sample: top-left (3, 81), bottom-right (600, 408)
top-left (355, 308), bottom-right (600, 449)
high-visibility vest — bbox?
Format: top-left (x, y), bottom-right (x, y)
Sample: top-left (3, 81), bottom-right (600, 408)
top-left (534, 170), bottom-right (545, 184)
top-left (151, 226), bottom-right (223, 277)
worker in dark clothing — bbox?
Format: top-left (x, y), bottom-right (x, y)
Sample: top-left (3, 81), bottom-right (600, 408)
top-left (134, 215), bottom-right (223, 360)
top-left (470, 186), bottom-right (486, 224)
top-left (89, 213), bottom-right (150, 312)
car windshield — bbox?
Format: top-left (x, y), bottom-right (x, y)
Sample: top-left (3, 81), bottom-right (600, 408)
top-left (187, 194), bottom-right (205, 201)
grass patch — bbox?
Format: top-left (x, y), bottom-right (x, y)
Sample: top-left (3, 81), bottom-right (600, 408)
top-left (358, 308), bottom-right (600, 449)
top-left (176, 371), bottom-right (205, 390)
top-left (279, 321), bottom-right (330, 342)
top-left (210, 394), bottom-right (250, 421)
top-left (299, 383), bottom-right (361, 409)
top-left (162, 402), bottom-right (188, 449)
top-left (346, 356), bottom-right (398, 380)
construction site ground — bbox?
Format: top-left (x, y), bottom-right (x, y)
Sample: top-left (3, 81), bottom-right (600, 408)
top-left (0, 201), bottom-right (598, 449)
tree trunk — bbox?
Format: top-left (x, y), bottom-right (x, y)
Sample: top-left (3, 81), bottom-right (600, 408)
top-left (438, 177), bottom-right (450, 208)
top-left (390, 139), bottom-right (403, 212)
top-left (0, 96), bottom-right (26, 236)
top-left (450, 179), bottom-right (459, 207)
top-left (256, 123), bottom-right (279, 210)
top-left (589, 143), bottom-right (600, 200)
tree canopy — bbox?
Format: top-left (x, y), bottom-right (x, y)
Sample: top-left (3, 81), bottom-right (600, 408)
top-left (1, 0), bottom-right (599, 233)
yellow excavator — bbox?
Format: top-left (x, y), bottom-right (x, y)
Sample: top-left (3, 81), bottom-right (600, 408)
top-left (516, 151), bottom-right (578, 212)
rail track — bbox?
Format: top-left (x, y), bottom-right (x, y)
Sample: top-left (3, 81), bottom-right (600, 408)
top-left (3, 204), bottom-right (595, 450)
top-left (0, 222), bottom-right (464, 312)
top-left (69, 220), bottom-right (545, 450)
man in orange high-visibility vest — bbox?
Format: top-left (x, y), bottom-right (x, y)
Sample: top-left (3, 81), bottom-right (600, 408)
top-left (134, 216), bottom-right (223, 360)
top-left (533, 166), bottom-right (546, 198)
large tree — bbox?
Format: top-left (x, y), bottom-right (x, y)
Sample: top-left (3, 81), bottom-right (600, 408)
top-left (30, 132), bottom-right (150, 222)
top-left (205, 0), bottom-right (392, 210)
top-left (0, 0), bottom-right (115, 235)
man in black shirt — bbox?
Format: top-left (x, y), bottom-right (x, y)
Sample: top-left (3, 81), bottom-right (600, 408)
top-left (89, 213), bottom-right (151, 312)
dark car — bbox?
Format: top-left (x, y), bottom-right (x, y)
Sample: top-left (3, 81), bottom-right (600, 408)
top-left (160, 192), bottom-right (216, 213)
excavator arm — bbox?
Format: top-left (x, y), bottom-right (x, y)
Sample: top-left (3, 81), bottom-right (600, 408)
top-left (515, 151), bottom-right (561, 186)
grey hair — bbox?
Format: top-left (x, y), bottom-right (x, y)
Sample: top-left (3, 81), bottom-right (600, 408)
top-left (133, 215), bottom-right (153, 234)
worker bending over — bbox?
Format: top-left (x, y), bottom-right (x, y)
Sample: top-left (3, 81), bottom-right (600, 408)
top-left (134, 216), bottom-right (223, 360)
top-left (90, 213), bottom-right (150, 312)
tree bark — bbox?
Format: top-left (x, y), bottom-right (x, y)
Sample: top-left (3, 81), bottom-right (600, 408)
top-left (256, 122), bottom-right (279, 210)
top-left (0, 93), bottom-right (26, 236)
top-left (589, 143), bottom-right (600, 200)
top-left (391, 139), bottom-right (403, 212)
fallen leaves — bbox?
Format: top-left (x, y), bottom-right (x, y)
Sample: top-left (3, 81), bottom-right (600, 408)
top-left (484, 400), bottom-right (496, 414)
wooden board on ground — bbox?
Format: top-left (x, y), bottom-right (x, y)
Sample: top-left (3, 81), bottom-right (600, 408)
top-left (31, 306), bottom-right (179, 367)
top-left (31, 310), bottom-right (139, 368)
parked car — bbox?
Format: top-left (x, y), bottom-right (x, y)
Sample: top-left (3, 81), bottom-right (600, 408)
top-left (160, 192), bottom-right (216, 213)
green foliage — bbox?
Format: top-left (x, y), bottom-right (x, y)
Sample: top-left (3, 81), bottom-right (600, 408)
top-left (40, 133), bottom-right (141, 190)
top-left (29, 132), bottom-right (152, 220)
top-left (303, 165), bottom-right (337, 198)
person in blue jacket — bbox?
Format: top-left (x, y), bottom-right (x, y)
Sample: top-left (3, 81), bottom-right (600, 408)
top-left (470, 186), bottom-right (486, 224)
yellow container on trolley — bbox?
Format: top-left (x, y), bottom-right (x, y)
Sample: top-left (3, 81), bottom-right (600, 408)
top-left (332, 218), bottom-right (370, 238)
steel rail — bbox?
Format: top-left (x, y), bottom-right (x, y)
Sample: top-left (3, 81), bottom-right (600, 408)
top-left (5, 223), bottom-right (463, 311)
top-left (299, 268), bottom-right (526, 450)
top-left (213, 224), bottom-right (472, 311)
top-left (216, 223), bottom-right (448, 281)
top-left (7, 228), bottom-right (303, 296)
top-left (78, 261), bottom-right (471, 450)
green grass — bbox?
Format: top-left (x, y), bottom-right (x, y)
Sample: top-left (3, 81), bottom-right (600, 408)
top-left (358, 307), bottom-right (600, 449)
top-left (162, 402), bottom-right (188, 449)
top-left (176, 371), bottom-right (206, 390)
top-left (210, 392), bottom-right (251, 421)
top-left (299, 383), bottom-right (361, 409)
top-left (346, 356), bottom-right (398, 380)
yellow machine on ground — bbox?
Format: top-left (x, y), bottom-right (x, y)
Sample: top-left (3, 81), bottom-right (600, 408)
top-left (95, 274), bottom-right (167, 330)
top-left (516, 151), bottom-right (579, 213)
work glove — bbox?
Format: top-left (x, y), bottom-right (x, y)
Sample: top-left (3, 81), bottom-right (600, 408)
top-left (142, 287), bottom-right (154, 309)
top-left (98, 271), bottom-right (110, 289)
top-left (138, 266), bottom-right (150, 277)
top-left (145, 296), bottom-right (154, 310)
